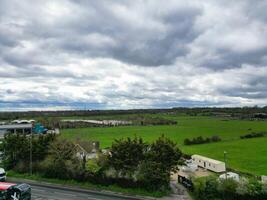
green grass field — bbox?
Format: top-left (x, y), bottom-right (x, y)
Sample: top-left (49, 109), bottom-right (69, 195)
top-left (61, 115), bottom-right (267, 176)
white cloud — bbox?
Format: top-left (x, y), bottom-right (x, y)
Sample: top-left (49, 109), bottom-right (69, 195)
top-left (0, 0), bottom-right (266, 110)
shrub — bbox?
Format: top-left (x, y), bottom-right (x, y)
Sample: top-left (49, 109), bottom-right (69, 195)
top-left (211, 135), bottom-right (222, 142)
top-left (184, 135), bottom-right (221, 145)
top-left (193, 176), bottom-right (218, 200)
top-left (193, 176), bottom-right (267, 200)
top-left (86, 159), bottom-right (102, 174)
top-left (240, 131), bottom-right (267, 139)
top-left (217, 179), bottom-right (238, 200)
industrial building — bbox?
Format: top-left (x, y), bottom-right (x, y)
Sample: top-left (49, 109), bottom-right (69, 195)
top-left (0, 119), bottom-right (48, 138)
top-left (0, 124), bottom-right (33, 138)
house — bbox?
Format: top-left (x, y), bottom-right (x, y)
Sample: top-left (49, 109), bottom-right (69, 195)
top-left (75, 141), bottom-right (100, 160)
top-left (192, 154), bottom-right (226, 173)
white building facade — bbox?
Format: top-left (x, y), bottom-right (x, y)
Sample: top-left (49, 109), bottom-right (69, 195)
top-left (192, 154), bottom-right (226, 173)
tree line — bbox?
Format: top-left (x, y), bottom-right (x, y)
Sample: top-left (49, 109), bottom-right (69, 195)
top-left (184, 135), bottom-right (221, 145)
top-left (1, 134), bottom-right (182, 193)
top-left (1, 106), bottom-right (266, 120)
top-left (240, 131), bottom-right (267, 139)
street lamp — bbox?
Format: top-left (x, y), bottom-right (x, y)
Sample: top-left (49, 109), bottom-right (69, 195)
top-left (30, 128), bottom-right (32, 176)
top-left (224, 151), bottom-right (227, 179)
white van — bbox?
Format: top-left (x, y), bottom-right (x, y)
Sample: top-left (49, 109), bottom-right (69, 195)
top-left (0, 168), bottom-right (6, 181)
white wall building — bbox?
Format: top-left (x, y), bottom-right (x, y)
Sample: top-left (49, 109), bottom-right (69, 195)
top-left (192, 154), bottom-right (226, 173)
top-left (219, 172), bottom-right (240, 182)
top-left (262, 176), bottom-right (267, 183)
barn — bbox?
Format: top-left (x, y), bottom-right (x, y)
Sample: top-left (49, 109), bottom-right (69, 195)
top-left (191, 154), bottom-right (226, 173)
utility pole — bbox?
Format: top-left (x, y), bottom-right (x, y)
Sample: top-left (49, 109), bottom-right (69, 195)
top-left (224, 151), bottom-right (227, 179)
top-left (30, 128), bottom-right (32, 176)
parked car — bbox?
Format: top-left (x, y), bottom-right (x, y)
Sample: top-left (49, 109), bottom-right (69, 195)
top-left (0, 182), bottom-right (31, 200)
top-left (0, 169), bottom-right (6, 182)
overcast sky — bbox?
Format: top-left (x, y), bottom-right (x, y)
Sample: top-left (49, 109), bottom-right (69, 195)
top-left (0, 0), bottom-right (267, 110)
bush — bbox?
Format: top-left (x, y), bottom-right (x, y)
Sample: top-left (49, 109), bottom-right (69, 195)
top-left (240, 131), bottom-right (267, 139)
top-left (86, 159), bottom-right (102, 174)
top-left (193, 176), bottom-right (218, 200)
top-left (40, 139), bottom-right (79, 180)
top-left (217, 179), bottom-right (238, 200)
top-left (193, 176), bottom-right (267, 200)
top-left (184, 135), bottom-right (221, 145)
top-left (211, 135), bottom-right (222, 142)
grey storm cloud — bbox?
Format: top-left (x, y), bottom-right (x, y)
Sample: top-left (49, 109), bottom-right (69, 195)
top-left (0, 0), bottom-right (203, 67)
top-left (1, 0), bottom-right (267, 69)
top-left (0, 0), bottom-right (267, 110)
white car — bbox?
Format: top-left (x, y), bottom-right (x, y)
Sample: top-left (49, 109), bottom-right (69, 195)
top-left (0, 168), bottom-right (6, 181)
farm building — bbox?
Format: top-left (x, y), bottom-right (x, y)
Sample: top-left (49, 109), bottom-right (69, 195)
top-left (192, 154), bottom-right (226, 173)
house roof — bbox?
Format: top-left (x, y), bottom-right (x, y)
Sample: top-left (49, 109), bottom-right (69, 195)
top-left (0, 124), bottom-right (32, 130)
top-left (75, 141), bottom-right (95, 153)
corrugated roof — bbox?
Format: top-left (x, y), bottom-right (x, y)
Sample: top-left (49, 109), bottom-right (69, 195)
top-left (0, 124), bottom-right (32, 129)
top-left (192, 154), bottom-right (224, 165)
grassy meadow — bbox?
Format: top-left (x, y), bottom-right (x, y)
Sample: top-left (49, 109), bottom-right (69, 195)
top-left (61, 115), bottom-right (267, 176)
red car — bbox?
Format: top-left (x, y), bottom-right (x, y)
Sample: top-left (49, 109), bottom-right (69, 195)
top-left (0, 182), bottom-right (31, 200)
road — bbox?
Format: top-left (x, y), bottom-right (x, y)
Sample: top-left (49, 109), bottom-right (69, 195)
top-left (31, 185), bottom-right (135, 200)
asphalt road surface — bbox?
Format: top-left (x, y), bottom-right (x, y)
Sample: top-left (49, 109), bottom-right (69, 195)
top-left (31, 185), bottom-right (133, 200)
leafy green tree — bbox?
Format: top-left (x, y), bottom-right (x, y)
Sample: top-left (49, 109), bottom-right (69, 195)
top-left (108, 136), bottom-right (147, 177)
top-left (146, 135), bottom-right (182, 172)
top-left (41, 139), bottom-right (78, 179)
top-left (2, 133), bottom-right (56, 172)
top-left (138, 160), bottom-right (170, 191)
top-left (32, 134), bottom-right (56, 161)
top-left (3, 133), bottom-right (29, 170)
top-left (139, 135), bottom-right (182, 191)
